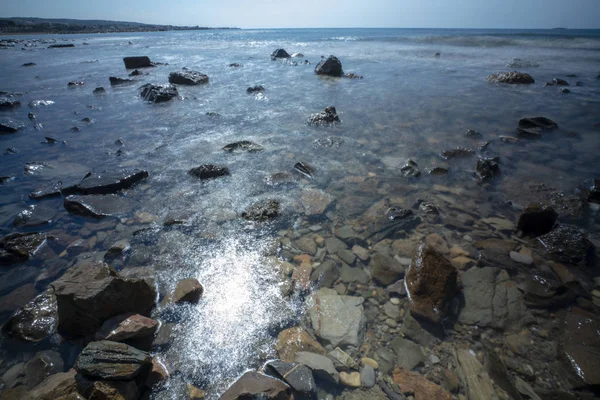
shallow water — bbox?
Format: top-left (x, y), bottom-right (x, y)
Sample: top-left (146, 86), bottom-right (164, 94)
top-left (1, 28), bottom-right (600, 399)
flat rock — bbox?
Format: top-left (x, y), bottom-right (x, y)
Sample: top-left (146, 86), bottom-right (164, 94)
top-left (537, 225), bottom-right (595, 268)
top-left (2, 289), bottom-right (57, 342)
top-left (64, 194), bottom-right (134, 218)
top-left (75, 340), bottom-right (152, 380)
top-left (265, 360), bottom-right (316, 394)
top-left (139, 83), bottom-right (178, 102)
top-left (222, 140), bottom-right (263, 152)
top-left (295, 351), bottom-right (339, 384)
top-left (0, 232), bottom-right (47, 265)
top-left (76, 169), bottom-right (148, 194)
top-left (13, 205), bottom-right (56, 227)
top-left (315, 55), bottom-right (344, 77)
top-left (219, 370), bottom-right (291, 400)
top-left (390, 336), bottom-right (425, 370)
top-left (486, 71), bottom-right (535, 84)
top-left (0, 118), bottom-right (25, 133)
top-left (95, 313), bottom-right (158, 342)
top-left (559, 308), bottom-right (600, 388)
top-left (123, 56), bottom-right (153, 69)
top-left (276, 326), bottom-right (326, 362)
top-left (307, 288), bottom-right (366, 347)
top-left (310, 259), bottom-right (340, 288)
top-left (168, 70), bottom-right (209, 85)
top-left (454, 349), bottom-right (500, 400)
top-left (339, 264), bottom-right (369, 284)
top-left (392, 368), bottom-right (452, 400)
top-left (370, 253), bottom-right (405, 286)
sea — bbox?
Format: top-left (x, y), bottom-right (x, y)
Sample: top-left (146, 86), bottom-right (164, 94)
top-left (0, 28), bottom-right (600, 399)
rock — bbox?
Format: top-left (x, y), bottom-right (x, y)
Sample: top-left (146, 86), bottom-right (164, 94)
top-left (328, 347), bottom-right (358, 371)
top-left (400, 159), bottom-right (421, 177)
top-left (168, 70), bottom-right (209, 85)
top-left (538, 225), bottom-right (595, 267)
top-left (271, 48), bottom-right (291, 58)
top-left (187, 383), bottom-right (206, 399)
top-left (242, 200), bottom-right (280, 221)
top-left (13, 205), bottom-right (56, 227)
top-left (475, 157), bottom-right (500, 180)
top-left (429, 166), bottom-right (449, 175)
top-left (222, 141), bottom-right (263, 152)
top-left (517, 203), bottom-right (558, 236)
top-left (48, 44), bottom-right (75, 48)
top-left (292, 263), bottom-right (313, 290)
top-left (441, 147), bottom-right (473, 159)
top-left (315, 55), bottom-right (344, 77)
top-left (386, 280), bottom-right (407, 297)
top-left (22, 62), bottom-right (36, 66)
top-left (385, 207), bottom-right (412, 221)
top-left (392, 368), bottom-right (452, 400)
top-left (339, 249), bottom-right (357, 265)
top-left (585, 179), bottom-right (600, 203)
top-left (95, 313), bottom-right (158, 342)
top-left (51, 261), bottom-right (156, 338)
top-left (228, 63), bottom-right (242, 67)
top-left (109, 76), bottom-right (134, 85)
top-left (123, 56), bottom-right (153, 69)
top-left (2, 289), bottom-right (57, 342)
top-left (276, 327), bottom-right (327, 362)
top-left (360, 365), bottom-right (376, 388)
top-left (307, 106), bottom-right (340, 125)
top-left (24, 369), bottom-right (78, 400)
top-left (265, 361), bottom-right (316, 394)
top-left (405, 243), bottom-right (458, 323)
top-left (169, 278), bottom-right (203, 304)
top-left (390, 336), bottom-right (425, 370)
top-left (454, 349), bottom-right (500, 400)
top-left (93, 87), bottom-right (106, 94)
top-left (188, 165), bottom-right (230, 180)
top-left (517, 116), bottom-right (558, 137)
top-left (24, 350), bottom-right (64, 389)
top-left (246, 85), bottom-right (264, 94)
top-left (465, 129), bottom-right (482, 138)
top-left (310, 259), bottom-right (340, 288)
top-left (146, 356), bottom-right (170, 388)
top-left (370, 253), bottom-right (405, 286)
top-left (553, 78), bottom-right (569, 86)
top-left (76, 169), bottom-right (148, 195)
top-left (559, 308), bottom-right (600, 388)
top-left (104, 239), bottom-right (130, 260)
top-left (67, 81), bottom-right (84, 87)
top-left (129, 69), bottom-right (144, 76)
top-left (0, 96), bottom-right (20, 109)
top-left (458, 267), bottom-right (532, 330)
top-left (75, 340), bottom-right (152, 380)
top-left (0, 118), bottom-right (25, 133)
top-left (486, 71), bottom-right (535, 84)
top-left (139, 83), bottom-right (178, 102)
top-left (509, 251), bottom-right (533, 265)
top-left (301, 189), bottom-right (335, 215)
top-left (293, 161), bottom-right (314, 179)
top-left (76, 378), bottom-right (139, 400)
top-left (340, 371), bottom-right (361, 387)
top-left (295, 351), bottom-right (339, 384)
top-left (29, 100), bottom-right (54, 107)
top-left (307, 288), bottom-right (366, 347)
top-left (0, 232), bottom-right (47, 265)
top-left (219, 370), bottom-right (291, 400)
top-left (64, 195), bottom-right (133, 218)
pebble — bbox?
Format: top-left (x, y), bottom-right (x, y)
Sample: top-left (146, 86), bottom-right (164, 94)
top-left (385, 318), bottom-right (398, 328)
top-left (309, 224), bottom-right (322, 232)
top-left (362, 357), bottom-right (379, 369)
top-left (339, 371), bottom-right (361, 387)
top-left (390, 298), bottom-right (400, 305)
top-left (429, 354), bottom-right (440, 364)
top-left (509, 251), bottom-right (533, 265)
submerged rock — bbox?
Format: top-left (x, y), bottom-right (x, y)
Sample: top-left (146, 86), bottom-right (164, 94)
top-left (222, 140), bottom-right (263, 152)
top-left (188, 164), bottom-right (230, 180)
top-left (315, 55), bottom-right (344, 77)
top-left (486, 71), bottom-right (535, 84)
top-left (517, 203), bottom-right (558, 237)
top-left (475, 157), bottom-right (500, 180)
top-left (76, 340), bottom-right (152, 380)
top-left (393, 368), bottom-right (452, 400)
top-left (48, 43), bottom-right (74, 48)
top-left (242, 199), bottom-right (280, 221)
top-left (517, 116), bottom-right (558, 138)
top-left (168, 70), bottom-right (209, 85)
top-left (585, 178), bottom-right (600, 203)
top-left (301, 188), bottom-right (334, 215)
top-left (400, 159), bottom-right (421, 177)
top-left (2, 289), bottom-right (57, 342)
top-left (271, 48), bottom-right (291, 58)
top-left (139, 83), bottom-right (178, 102)
top-left (25, 369), bottom-right (78, 400)
top-left (0, 96), bottom-right (20, 109)
top-left (559, 308), bottom-right (600, 388)
top-left (441, 147), bottom-right (473, 159)
top-left (405, 243), bottom-right (458, 323)
top-left (219, 370), bottom-right (291, 400)
top-left (308, 106), bottom-right (340, 125)
top-left (246, 85), bottom-right (264, 94)
top-left (64, 194), bottom-right (133, 218)
top-left (537, 225), bottom-right (595, 268)
top-left (123, 56), bottom-right (153, 69)
top-left (507, 58), bottom-right (539, 68)
top-left (553, 77), bottom-right (569, 86)
top-left (13, 205), bottom-right (56, 227)
top-left (294, 161), bottom-right (314, 178)
top-left (109, 76), bottom-right (134, 85)
top-left (93, 87), bottom-right (106, 94)
top-left (77, 169), bottom-right (148, 194)
top-left (0, 118), bottom-right (25, 133)
top-left (0, 232), bottom-right (46, 265)
top-left (295, 352), bottom-right (339, 384)
top-left (371, 253), bottom-right (405, 286)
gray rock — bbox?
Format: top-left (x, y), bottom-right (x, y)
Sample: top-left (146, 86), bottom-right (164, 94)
top-left (64, 194), bottom-right (134, 218)
top-left (109, 76), bottom-right (134, 85)
top-left (339, 264), bottom-right (369, 284)
top-left (0, 96), bottom-right (20, 109)
top-left (271, 48), bottom-right (291, 58)
top-left (308, 106), bottom-right (340, 125)
top-left (360, 365), bottom-right (376, 388)
top-left (2, 362), bottom-right (25, 388)
top-left (383, 302), bottom-right (401, 320)
top-left (559, 308), bottom-right (600, 387)
top-left (328, 347), bottom-right (358, 371)
top-left (375, 348), bottom-right (395, 375)
top-left (242, 199), bottom-right (280, 221)
top-left (370, 253), bottom-right (405, 286)
top-left (123, 56), bottom-right (153, 69)
top-left (338, 249), bottom-right (357, 265)
top-left (75, 340), bottom-right (152, 380)
top-left (310, 259), bottom-right (340, 288)
top-left (295, 351), bottom-right (339, 384)
top-left (326, 237), bottom-right (348, 254)
top-left (0, 118), bottom-right (25, 133)
top-left (168, 70), bottom-right (209, 85)
top-left (222, 140), bottom-right (263, 152)
top-left (390, 337), bottom-right (425, 370)
top-left (399, 311), bottom-right (438, 347)
top-left (0, 265), bottom-right (38, 295)
top-left (265, 360), bottom-right (315, 394)
top-left (2, 289), bottom-right (57, 342)
top-left (486, 71), bottom-right (535, 84)
top-left (25, 350), bottom-right (64, 389)
top-left (296, 236), bottom-right (317, 256)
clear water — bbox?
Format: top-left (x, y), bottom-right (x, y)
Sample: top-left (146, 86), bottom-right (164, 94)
top-left (1, 28), bottom-right (600, 398)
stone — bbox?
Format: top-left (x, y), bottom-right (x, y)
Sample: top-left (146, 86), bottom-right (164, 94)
top-left (139, 84), bottom-right (178, 102)
top-left (13, 205), bottom-right (55, 228)
top-left (352, 245), bottom-right (370, 261)
top-left (405, 243), bottom-right (458, 323)
top-left (168, 70), bottom-right (209, 85)
top-left (340, 371), bottom-right (361, 387)
top-left (441, 147), bottom-right (473, 159)
top-left (517, 116), bottom-right (558, 137)
top-left (307, 288), bottom-right (366, 347)
top-left (360, 365), bottom-right (376, 388)
top-left (271, 48), bottom-right (291, 58)
top-left (30, 180), bottom-right (71, 200)
top-left (246, 85), bottom-right (264, 94)
top-left (48, 44), bottom-right (75, 48)
top-left (429, 166), bottom-right (449, 175)
top-left (338, 249), bottom-right (357, 265)
top-left (0, 118), bottom-right (25, 133)
top-left (515, 377), bottom-right (542, 400)
top-left (146, 357), bottom-right (170, 387)
top-left (170, 278), bottom-right (203, 304)
top-left (458, 267), bottom-right (532, 330)
top-left (586, 178), bottom-right (600, 203)
top-left (538, 225), bottom-right (595, 268)
top-left (0, 266), bottom-right (38, 297)
top-left (424, 233), bottom-right (450, 254)
top-left (219, 370), bottom-right (291, 400)
top-left (328, 347), bottom-right (358, 371)
top-left (93, 87), bottom-right (106, 94)
top-left (315, 55), bottom-right (344, 77)
top-left (325, 237), bottom-right (348, 254)
top-left (188, 164), bottom-right (229, 180)
top-left (486, 71), bottom-right (535, 84)
top-left (509, 251), bottom-right (533, 265)
top-left (51, 261), bottom-right (156, 338)
top-left (310, 259), bottom-right (340, 288)
top-left (25, 350), bottom-right (64, 389)
top-left (265, 361), bottom-right (315, 394)
top-left (386, 280), bottom-right (407, 297)
top-left (390, 337), bottom-right (425, 370)
top-left (400, 159), bottom-right (421, 177)
top-left (25, 370), bottom-right (78, 400)
top-left (559, 308), bottom-right (600, 387)
top-left (454, 349), bottom-right (500, 400)
top-left (76, 378), bottom-right (139, 400)
top-left (64, 195), bottom-right (133, 218)
top-left (295, 351), bottom-right (339, 384)
top-left (517, 203), bottom-right (558, 236)
top-left (123, 56), bottom-right (153, 69)
top-left (2, 289), bottom-right (57, 342)
top-left (307, 106), bottom-right (340, 125)
top-left (75, 340), bottom-right (152, 380)
top-left (109, 76), bottom-right (134, 85)
top-left (295, 237), bottom-right (317, 256)
top-left (0, 96), bottom-right (20, 109)
top-left (370, 253), bottom-right (405, 286)
top-left (222, 140), bottom-right (263, 152)
top-left (339, 264), bottom-right (369, 284)
top-left (2, 362), bottom-right (25, 389)
top-left (242, 200), bottom-right (280, 221)
top-left (383, 301), bottom-right (401, 319)
top-left (475, 157), bottom-right (500, 180)
top-left (95, 313), bottom-right (158, 342)
top-left (362, 358), bottom-right (378, 369)
top-left (76, 169), bottom-right (148, 195)
top-left (0, 232), bottom-right (46, 265)
top-left (292, 263), bottom-right (313, 291)
top-left (392, 368), bottom-right (452, 400)
top-left (276, 327), bottom-right (327, 362)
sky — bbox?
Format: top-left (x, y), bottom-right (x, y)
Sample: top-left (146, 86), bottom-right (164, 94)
top-left (2, 0), bottom-right (600, 29)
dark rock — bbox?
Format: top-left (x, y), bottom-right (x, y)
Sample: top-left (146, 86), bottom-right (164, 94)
top-left (441, 147), bottom-right (473, 159)
top-left (228, 63), bottom-right (242, 67)
top-left (5, 147), bottom-right (18, 154)
top-left (385, 207), bottom-right (412, 221)
top-left (76, 377), bottom-right (139, 400)
top-left (400, 159), bottom-right (421, 177)
top-left (265, 360), bottom-right (316, 395)
top-left (429, 167), bottom-right (449, 175)
top-left (519, 274), bottom-right (578, 309)
top-left (246, 85), bottom-right (264, 94)
top-left (315, 55), bottom-right (344, 77)
top-left (0, 118), bottom-right (25, 133)
top-left (75, 340), bottom-right (152, 380)
top-left (587, 179), bottom-right (600, 203)
top-left (51, 261), bottom-right (156, 338)
top-left (13, 205), bottom-right (56, 227)
top-left (188, 164), bottom-right (230, 180)
top-left (553, 78), bottom-right (569, 86)
top-left (465, 129), bottom-right (482, 138)
top-left (222, 140), bottom-right (263, 152)
top-left (295, 351), bottom-right (339, 383)
top-left (48, 44), bottom-right (74, 48)
top-left (139, 84), bottom-right (178, 102)
top-left (67, 81), bottom-right (84, 87)
top-left (76, 169), bottom-right (148, 195)
top-left (537, 225), bottom-right (595, 268)
top-left (22, 62), bottom-right (36, 67)
top-left (93, 87), bottom-right (106, 94)
top-left (219, 370), bottom-right (291, 400)
top-left (2, 289), bottom-right (57, 342)
top-left (308, 106), bottom-right (340, 125)
top-left (30, 180), bottom-right (74, 200)
top-left (95, 313), bottom-right (158, 342)
top-left (64, 194), bottom-right (133, 218)
top-left (109, 76), bottom-right (134, 85)
top-left (25, 350), bottom-right (64, 389)
top-left (123, 56), bottom-right (153, 69)
top-left (475, 157), bottom-right (500, 180)
top-left (310, 259), bottom-right (340, 288)
top-left (517, 203), bottom-right (558, 237)
top-left (517, 116), bottom-right (558, 138)
top-left (43, 136), bottom-right (58, 144)
top-left (0, 96), bottom-right (20, 109)
top-left (486, 71), bottom-right (535, 84)
top-left (206, 112), bottom-right (220, 117)
top-left (405, 243), bottom-right (458, 323)
top-left (168, 70), bottom-right (209, 85)
top-left (0, 175), bottom-right (14, 184)
top-left (242, 200), bottom-right (280, 221)
top-left (129, 69), bottom-right (144, 76)
top-left (271, 48), bottom-right (291, 58)
top-left (559, 308), bottom-right (600, 388)
top-left (294, 161), bottom-right (314, 179)
top-left (370, 253), bottom-right (405, 286)
top-left (25, 369), bottom-right (78, 400)
top-left (560, 88), bottom-right (570, 94)
top-left (0, 232), bottom-right (46, 265)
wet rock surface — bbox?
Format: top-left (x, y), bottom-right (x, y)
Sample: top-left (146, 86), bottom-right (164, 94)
top-left (517, 116), bottom-right (558, 137)
top-left (517, 203), bottom-right (558, 236)
top-left (475, 157), bottom-right (500, 180)
top-left (76, 169), bottom-right (148, 195)
top-left (188, 164), bottom-right (230, 180)
top-left (123, 56), bottom-right (153, 69)
top-left (64, 194), bottom-right (134, 218)
top-left (0, 118), bottom-right (25, 133)
top-left (308, 106), bottom-right (340, 125)
top-left (2, 289), bottom-right (58, 342)
top-left (265, 360), bottom-right (316, 394)
top-left (242, 199), bottom-right (280, 221)
top-left (271, 48), bottom-right (291, 58)
top-left (139, 83), bottom-right (178, 102)
top-left (315, 55), bottom-right (344, 77)
top-left (75, 340), bottom-right (152, 380)
top-left (537, 225), bottom-right (595, 267)
top-left (486, 71), bottom-right (535, 84)
top-left (560, 308), bottom-right (600, 387)
top-left (13, 205), bottom-right (56, 227)
top-left (0, 232), bottom-right (47, 265)
top-left (168, 70), bottom-right (209, 85)
top-left (109, 76), bottom-right (134, 85)
top-left (222, 140), bottom-right (263, 152)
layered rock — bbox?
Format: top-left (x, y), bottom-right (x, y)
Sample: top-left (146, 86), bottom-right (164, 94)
top-left (95, 313), bottom-right (158, 342)
top-left (75, 340), bottom-right (152, 380)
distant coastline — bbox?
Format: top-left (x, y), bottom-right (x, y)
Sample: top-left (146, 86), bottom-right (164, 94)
top-left (0, 17), bottom-right (239, 35)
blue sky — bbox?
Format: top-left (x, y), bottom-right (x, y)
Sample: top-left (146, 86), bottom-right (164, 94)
top-left (2, 0), bottom-right (600, 29)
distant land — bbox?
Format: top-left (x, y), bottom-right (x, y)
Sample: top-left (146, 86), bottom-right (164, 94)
top-left (0, 17), bottom-right (239, 34)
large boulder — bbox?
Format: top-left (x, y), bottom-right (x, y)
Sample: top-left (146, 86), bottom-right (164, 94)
top-left (405, 243), bottom-right (458, 323)
top-left (123, 56), bottom-right (153, 69)
top-left (50, 262), bottom-right (156, 338)
top-left (307, 106), bottom-right (340, 125)
top-left (219, 370), bottom-right (292, 400)
top-left (2, 289), bottom-right (58, 342)
top-left (168, 70), bottom-right (209, 85)
top-left (275, 327), bottom-right (327, 362)
top-left (75, 340), bottom-right (152, 380)
top-left (486, 71), bottom-right (535, 84)
top-left (517, 203), bottom-right (558, 237)
top-left (538, 225), bottom-right (595, 268)
top-left (306, 288), bottom-right (366, 348)
top-left (139, 84), bottom-right (178, 103)
top-left (315, 55), bottom-right (344, 77)
top-left (271, 48), bottom-right (291, 58)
